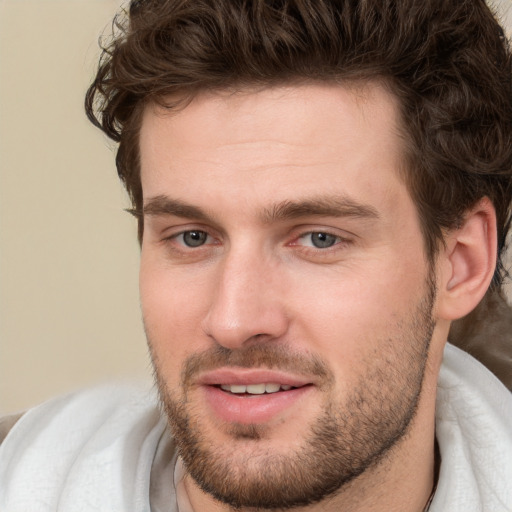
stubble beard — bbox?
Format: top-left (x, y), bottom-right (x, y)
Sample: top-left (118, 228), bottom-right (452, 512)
top-left (149, 282), bottom-right (436, 510)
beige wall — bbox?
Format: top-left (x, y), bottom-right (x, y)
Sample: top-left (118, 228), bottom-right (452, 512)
top-left (0, 0), bottom-right (150, 414)
top-left (1, 0), bottom-right (511, 415)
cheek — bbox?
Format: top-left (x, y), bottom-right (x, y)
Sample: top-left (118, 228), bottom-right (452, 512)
top-left (139, 259), bottom-right (213, 377)
top-left (288, 258), bottom-right (428, 369)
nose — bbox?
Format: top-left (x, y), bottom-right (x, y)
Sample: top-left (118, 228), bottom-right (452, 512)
top-left (201, 249), bottom-right (289, 349)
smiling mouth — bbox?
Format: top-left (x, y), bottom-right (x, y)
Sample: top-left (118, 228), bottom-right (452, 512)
top-left (218, 383), bottom-right (303, 395)
top-left (203, 380), bottom-right (313, 423)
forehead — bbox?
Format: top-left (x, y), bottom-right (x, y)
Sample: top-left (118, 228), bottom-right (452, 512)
top-left (140, 82), bottom-right (402, 156)
top-left (138, 82), bottom-right (409, 218)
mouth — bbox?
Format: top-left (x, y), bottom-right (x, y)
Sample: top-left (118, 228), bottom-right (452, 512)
top-left (218, 383), bottom-right (296, 395)
top-left (197, 369), bottom-right (315, 425)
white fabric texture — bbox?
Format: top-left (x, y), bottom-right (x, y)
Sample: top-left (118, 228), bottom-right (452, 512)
top-left (0, 384), bottom-right (172, 512)
top-left (0, 343), bottom-right (511, 511)
top-left (430, 344), bottom-right (512, 512)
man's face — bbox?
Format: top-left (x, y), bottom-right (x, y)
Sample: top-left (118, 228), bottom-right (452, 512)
top-left (139, 83), bottom-right (436, 509)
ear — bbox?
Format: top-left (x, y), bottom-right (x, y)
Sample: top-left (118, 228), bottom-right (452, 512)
top-left (436, 197), bottom-right (497, 321)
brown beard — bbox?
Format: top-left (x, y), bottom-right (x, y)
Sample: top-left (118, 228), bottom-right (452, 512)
top-left (150, 281), bottom-right (436, 510)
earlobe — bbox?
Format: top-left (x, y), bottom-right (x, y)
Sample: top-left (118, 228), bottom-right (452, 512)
top-left (437, 198), bottom-right (497, 321)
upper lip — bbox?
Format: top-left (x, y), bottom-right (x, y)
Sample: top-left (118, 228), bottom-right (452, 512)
top-left (197, 368), bottom-right (314, 387)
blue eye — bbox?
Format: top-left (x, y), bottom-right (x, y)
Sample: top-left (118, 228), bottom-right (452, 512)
top-left (308, 232), bottom-right (340, 248)
top-left (181, 230), bottom-right (208, 247)
top-left (296, 231), bottom-right (343, 249)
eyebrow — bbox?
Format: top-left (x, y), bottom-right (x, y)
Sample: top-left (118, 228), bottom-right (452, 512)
top-left (261, 197), bottom-right (379, 223)
top-left (142, 194), bottom-right (380, 223)
top-left (142, 196), bottom-right (211, 222)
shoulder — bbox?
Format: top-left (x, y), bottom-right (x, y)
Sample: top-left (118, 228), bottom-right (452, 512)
top-left (0, 383), bottom-right (171, 512)
top-left (432, 343), bottom-right (512, 511)
top-left (0, 412), bottom-right (24, 446)
top-left (0, 383), bottom-right (161, 450)
top-left (438, 342), bottom-right (512, 417)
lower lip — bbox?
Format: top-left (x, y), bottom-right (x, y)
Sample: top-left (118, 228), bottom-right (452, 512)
top-left (202, 385), bottom-right (312, 425)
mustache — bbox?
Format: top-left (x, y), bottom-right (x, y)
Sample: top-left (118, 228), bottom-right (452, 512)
top-left (181, 344), bottom-right (333, 387)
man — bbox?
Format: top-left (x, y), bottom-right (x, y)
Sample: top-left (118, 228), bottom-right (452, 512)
top-left (1, 0), bottom-right (512, 510)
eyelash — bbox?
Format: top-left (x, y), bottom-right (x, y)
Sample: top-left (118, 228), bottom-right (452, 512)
top-left (163, 228), bottom-right (352, 256)
top-left (164, 230), bottom-right (217, 251)
top-left (293, 231), bottom-right (349, 250)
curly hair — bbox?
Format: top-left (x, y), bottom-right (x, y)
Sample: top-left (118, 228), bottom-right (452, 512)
top-left (85, 0), bottom-right (512, 288)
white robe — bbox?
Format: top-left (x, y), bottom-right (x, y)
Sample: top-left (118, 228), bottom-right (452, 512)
top-left (0, 343), bottom-right (511, 511)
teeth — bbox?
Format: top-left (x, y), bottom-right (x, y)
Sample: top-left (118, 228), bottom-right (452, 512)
top-left (222, 384), bottom-right (246, 393)
top-left (265, 383), bottom-right (280, 393)
top-left (246, 384), bottom-right (266, 394)
top-left (219, 383), bottom-right (294, 394)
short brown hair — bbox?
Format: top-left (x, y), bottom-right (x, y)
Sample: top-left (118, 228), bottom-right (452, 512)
top-left (85, 0), bottom-right (512, 287)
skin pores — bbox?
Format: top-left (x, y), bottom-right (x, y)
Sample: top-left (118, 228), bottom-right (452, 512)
top-left (139, 83), bottom-right (440, 511)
